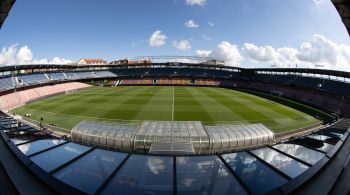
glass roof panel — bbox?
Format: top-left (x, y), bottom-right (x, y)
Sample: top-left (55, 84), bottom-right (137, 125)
top-left (101, 155), bottom-right (173, 195)
top-left (222, 151), bottom-right (288, 194)
top-left (54, 149), bottom-right (127, 194)
top-left (17, 139), bottom-right (66, 156)
top-left (176, 155), bottom-right (247, 195)
top-left (273, 143), bottom-right (324, 165)
top-left (251, 147), bottom-right (309, 178)
top-left (30, 142), bottom-right (91, 172)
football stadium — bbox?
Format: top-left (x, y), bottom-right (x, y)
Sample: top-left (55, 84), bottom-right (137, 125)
top-left (0, 1), bottom-right (350, 195)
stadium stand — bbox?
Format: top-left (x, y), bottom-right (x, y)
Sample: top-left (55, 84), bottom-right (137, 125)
top-left (118, 78), bottom-right (222, 86)
top-left (46, 72), bottom-right (67, 81)
top-left (94, 71), bottom-right (116, 78)
top-left (0, 82), bottom-right (91, 111)
top-left (17, 73), bottom-right (49, 86)
top-left (245, 81), bottom-right (350, 115)
top-left (253, 72), bottom-right (350, 97)
top-left (141, 79), bottom-right (153, 84)
top-left (61, 71), bottom-right (116, 80)
top-left (109, 67), bottom-right (239, 79)
top-left (158, 78), bottom-right (170, 84)
top-left (75, 71), bottom-right (95, 79)
top-left (64, 72), bottom-right (79, 79)
top-left (0, 65), bottom-right (349, 119)
top-left (120, 79), bottom-right (140, 85)
top-left (0, 76), bottom-right (15, 90)
top-left (195, 79), bottom-right (221, 86)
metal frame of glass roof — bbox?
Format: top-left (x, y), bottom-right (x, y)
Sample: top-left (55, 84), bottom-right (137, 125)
top-left (1, 114), bottom-right (349, 194)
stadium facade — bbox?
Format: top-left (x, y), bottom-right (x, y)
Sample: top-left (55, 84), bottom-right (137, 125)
top-left (1, 1), bottom-right (350, 195)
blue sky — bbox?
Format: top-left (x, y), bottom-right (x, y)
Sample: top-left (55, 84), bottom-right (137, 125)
top-left (0, 0), bottom-right (349, 69)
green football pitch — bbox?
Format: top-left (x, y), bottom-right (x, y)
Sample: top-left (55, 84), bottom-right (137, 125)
top-left (13, 86), bottom-right (321, 132)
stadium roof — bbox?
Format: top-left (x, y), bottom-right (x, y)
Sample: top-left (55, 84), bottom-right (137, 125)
top-left (332, 0), bottom-right (350, 36)
top-left (3, 63), bottom-right (350, 81)
top-left (0, 0), bottom-right (15, 29)
top-left (251, 67), bottom-right (350, 78)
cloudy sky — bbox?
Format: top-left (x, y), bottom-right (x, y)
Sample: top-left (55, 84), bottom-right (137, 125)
top-left (0, 0), bottom-right (349, 70)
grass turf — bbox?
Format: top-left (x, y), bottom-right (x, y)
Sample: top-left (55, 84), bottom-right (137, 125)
top-left (12, 86), bottom-right (321, 132)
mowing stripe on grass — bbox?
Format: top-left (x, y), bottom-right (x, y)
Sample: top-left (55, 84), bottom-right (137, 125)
top-left (189, 87), bottom-right (247, 122)
top-left (132, 87), bottom-right (172, 121)
top-left (204, 87), bottom-right (295, 124)
top-left (56, 86), bottom-right (151, 116)
top-left (172, 86), bottom-right (175, 121)
top-left (199, 87), bottom-right (269, 122)
top-left (174, 87), bottom-right (215, 122)
top-left (12, 86), bottom-right (321, 132)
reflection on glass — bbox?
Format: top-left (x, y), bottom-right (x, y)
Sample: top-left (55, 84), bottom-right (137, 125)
top-left (30, 142), bottom-right (91, 172)
top-left (273, 143), bottom-right (324, 165)
top-left (176, 155), bottom-right (247, 195)
top-left (292, 138), bottom-right (334, 153)
top-left (54, 149), bottom-right (127, 194)
top-left (251, 147), bottom-right (309, 178)
top-left (101, 155), bottom-right (173, 195)
top-left (327, 128), bottom-right (347, 135)
top-left (222, 151), bottom-right (288, 194)
top-left (4, 126), bottom-right (30, 133)
top-left (17, 139), bottom-right (66, 156)
top-left (328, 132), bottom-right (343, 138)
top-left (307, 134), bottom-right (332, 142)
top-left (11, 138), bottom-right (30, 145)
top-left (315, 132), bottom-right (341, 144)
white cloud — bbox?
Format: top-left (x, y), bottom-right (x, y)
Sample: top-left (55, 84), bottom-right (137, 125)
top-left (243, 43), bottom-right (276, 62)
top-left (195, 50), bottom-right (212, 57)
top-left (184, 20), bottom-right (199, 28)
top-left (276, 47), bottom-right (300, 65)
top-left (173, 40), bottom-right (192, 51)
top-left (149, 30), bottom-right (167, 47)
top-left (186, 0), bottom-right (206, 6)
top-left (208, 22), bottom-right (214, 27)
top-left (243, 43), bottom-right (301, 67)
top-left (297, 35), bottom-right (338, 65)
top-left (16, 46), bottom-right (33, 64)
top-left (242, 35), bottom-right (350, 68)
top-left (210, 41), bottom-right (243, 66)
top-left (173, 58), bottom-right (198, 63)
top-left (195, 42), bottom-right (243, 66)
top-left (202, 36), bottom-right (350, 69)
top-left (294, 35), bottom-right (350, 70)
top-left (0, 44), bottom-right (18, 65)
top-left (338, 45), bottom-right (350, 67)
top-left (147, 157), bottom-right (165, 175)
top-left (313, 0), bottom-right (325, 6)
top-left (32, 57), bottom-right (73, 65)
top-left (0, 44), bottom-right (72, 66)
top-left (195, 41), bottom-right (244, 66)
